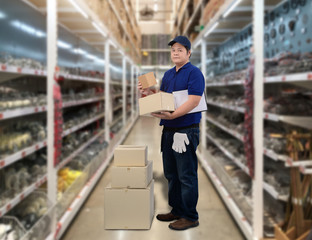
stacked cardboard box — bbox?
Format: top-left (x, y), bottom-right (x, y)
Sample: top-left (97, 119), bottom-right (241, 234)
top-left (104, 145), bottom-right (154, 229)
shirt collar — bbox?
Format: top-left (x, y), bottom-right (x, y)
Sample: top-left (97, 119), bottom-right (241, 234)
top-left (173, 62), bottom-right (191, 73)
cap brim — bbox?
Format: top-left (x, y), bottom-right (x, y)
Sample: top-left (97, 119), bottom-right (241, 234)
top-left (168, 40), bottom-right (176, 46)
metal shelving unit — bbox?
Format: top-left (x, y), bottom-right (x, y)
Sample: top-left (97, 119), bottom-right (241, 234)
top-left (0, 0), bottom-right (140, 239)
top-left (193, 0), bottom-right (305, 239)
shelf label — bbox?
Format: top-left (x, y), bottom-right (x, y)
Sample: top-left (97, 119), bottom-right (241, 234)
top-left (308, 74), bottom-right (312, 80)
top-left (34, 107), bottom-right (38, 112)
top-left (0, 160), bottom-right (5, 167)
top-left (35, 70), bottom-right (38, 75)
top-left (20, 193), bottom-right (24, 201)
top-left (35, 145), bottom-right (39, 150)
top-left (265, 113), bottom-right (269, 119)
top-left (1, 65), bottom-right (6, 71)
top-left (22, 151), bottom-right (26, 158)
top-left (17, 67), bottom-right (22, 73)
top-left (6, 204), bottom-right (11, 211)
top-left (0, 113), bottom-right (3, 119)
top-left (282, 76), bottom-right (286, 82)
top-left (42, 106), bottom-right (46, 111)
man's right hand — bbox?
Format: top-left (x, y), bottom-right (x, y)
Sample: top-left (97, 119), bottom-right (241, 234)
top-left (138, 82), bottom-right (153, 96)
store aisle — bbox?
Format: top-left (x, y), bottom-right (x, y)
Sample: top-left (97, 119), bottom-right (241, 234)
top-left (61, 117), bottom-right (244, 240)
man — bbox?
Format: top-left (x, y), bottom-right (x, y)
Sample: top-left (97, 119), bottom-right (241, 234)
top-left (138, 36), bottom-right (205, 230)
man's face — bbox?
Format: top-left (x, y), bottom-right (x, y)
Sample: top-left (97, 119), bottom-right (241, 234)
top-left (170, 42), bottom-right (191, 65)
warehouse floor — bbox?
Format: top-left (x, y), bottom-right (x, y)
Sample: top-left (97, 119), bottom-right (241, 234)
top-left (61, 117), bottom-right (244, 240)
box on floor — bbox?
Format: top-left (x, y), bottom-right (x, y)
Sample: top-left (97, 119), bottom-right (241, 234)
top-left (104, 180), bottom-right (154, 229)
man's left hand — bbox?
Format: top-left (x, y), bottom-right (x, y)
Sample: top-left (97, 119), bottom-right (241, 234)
top-left (151, 111), bottom-right (174, 120)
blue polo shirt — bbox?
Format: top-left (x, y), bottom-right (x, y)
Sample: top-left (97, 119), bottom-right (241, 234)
top-left (160, 62), bottom-right (205, 128)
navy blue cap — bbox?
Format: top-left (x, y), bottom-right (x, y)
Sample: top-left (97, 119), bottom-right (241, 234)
top-left (168, 36), bottom-right (191, 50)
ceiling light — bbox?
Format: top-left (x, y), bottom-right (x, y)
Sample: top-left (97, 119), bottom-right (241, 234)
top-left (223, 0), bottom-right (242, 18)
top-left (68, 0), bottom-right (88, 19)
top-left (204, 22), bottom-right (219, 37)
top-left (74, 48), bottom-right (86, 55)
top-left (0, 11), bottom-right (6, 19)
top-left (11, 20), bottom-right (45, 38)
top-left (57, 40), bottom-right (72, 49)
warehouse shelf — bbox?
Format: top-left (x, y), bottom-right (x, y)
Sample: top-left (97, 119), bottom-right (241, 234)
top-left (263, 147), bottom-right (288, 162)
top-left (206, 133), bottom-right (289, 204)
top-left (0, 64), bottom-right (104, 84)
top-left (111, 115), bottom-right (123, 127)
top-left (62, 113), bottom-right (105, 137)
top-left (113, 93), bottom-right (123, 99)
top-left (190, 0), bottom-right (306, 238)
top-left (0, 0), bottom-right (139, 238)
top-left (197, 150), bottom-right (253, 240)
top-left (262, 181), bottom-right (288, 202)
top-left (264, 72), bottom-right (312, 84)
top-left (206, 79), bottom-right (244, 87)
top-left (206, 115), bottom-right (294, 164)
top-left (299, 163), bottom-right (312, 174)
top-left (107, 0), bottom-right (140, 56)
top-left (110, 80), bottom-right (122, 86)
top-left (0, 174), bottom-right (47, 217)
top-left (0, 140), bottom-right (47, 170)
top-left (206, 132), bottom-right (249, 175)
top-left (57, 129), bottom-right (105, 170)
top-left (173, 0), bottom-right (191, 36)
top-left (206, 71), bottom-right (312, 88)
top-left (62, 97), bottom-right (105, 108)
top-left (60, 73), bottom-right (104, 83)
top-left (120, 0), bottom-right (140, 40)
top-left (113, 104), bottom-right (122, 112)
top-left (0, 97), bottom-right (104, 121)
top-left (206, 100), bottom-right (246, 113)
top-left (206, 115), bottom-right (244, 141)
top-left (47, 118), bottom-right (137, 240)
top-left (264, 114), bottom-right (312, 130)
top-left (0, 64), bottom-right (46, 82)
top-left (0, 106), bottom-right (47, 121)
top-left (206, 100), bottom-right (312, 129)
top-left (182, 0), bottom-right (204, 36)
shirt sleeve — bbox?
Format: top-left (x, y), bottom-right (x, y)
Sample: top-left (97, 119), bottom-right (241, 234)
top-left (160, 71), bottom-right (167, 92)
top-left (187, 68), bottom-right (205, 96)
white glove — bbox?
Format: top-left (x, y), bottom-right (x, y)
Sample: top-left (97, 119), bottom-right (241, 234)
top-left (172, 133), bottom-right (189, 153)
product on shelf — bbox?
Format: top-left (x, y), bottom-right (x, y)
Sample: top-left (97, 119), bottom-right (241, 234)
top-left (0, 151), bottom-right (47, 207)
top-left (0, 121), bottom-right (46, 157)
top-left (0, 216), bottom-right (26, 240)
top-left (5, 191), bottom-right (51, 237)
top-left (0, 54), bottom-right (45, 70)
top-left (265, 52), bottom-right (312, 76)
top-left (263, 93), bottom-right (312, 116)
